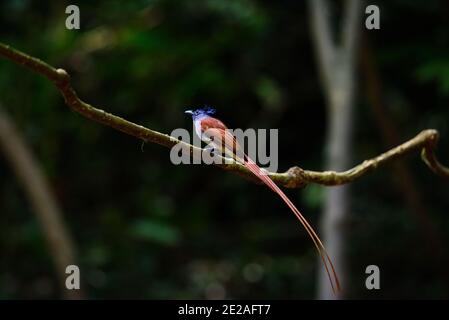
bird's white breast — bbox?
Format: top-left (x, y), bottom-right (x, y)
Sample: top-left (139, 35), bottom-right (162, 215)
top-left (194, 116), bottom-right (211, 143)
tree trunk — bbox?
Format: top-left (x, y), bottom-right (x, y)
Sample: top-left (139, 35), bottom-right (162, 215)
top-left (0, 106), bottom-right (84, 299)
top-left (308, 0), bottom-right (362, 299)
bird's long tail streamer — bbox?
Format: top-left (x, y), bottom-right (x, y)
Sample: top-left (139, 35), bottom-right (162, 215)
top-left (211, 128), bottom-right (340, 294)
top-left (243, 156), bottom-right (341, 294)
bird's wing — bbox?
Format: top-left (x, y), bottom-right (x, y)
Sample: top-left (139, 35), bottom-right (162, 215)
top-left (202, 127), bottom-right (245, 163)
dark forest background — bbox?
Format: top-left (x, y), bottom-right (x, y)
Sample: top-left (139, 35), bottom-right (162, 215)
top-left (0, 0), bottom-right (448, 299)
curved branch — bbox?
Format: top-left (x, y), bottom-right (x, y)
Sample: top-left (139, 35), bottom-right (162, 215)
top-left (0, 42), bottom-right (448, 188)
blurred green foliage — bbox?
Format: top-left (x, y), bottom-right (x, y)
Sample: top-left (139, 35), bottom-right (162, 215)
top-left (0, 0), bottom-right (448, 299)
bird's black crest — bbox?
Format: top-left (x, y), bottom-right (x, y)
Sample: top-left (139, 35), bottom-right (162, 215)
top-left (200, 106), bottom-right (216, 115)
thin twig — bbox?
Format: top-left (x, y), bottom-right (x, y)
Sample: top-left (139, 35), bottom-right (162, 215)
top-left (0, 42), bottom-right (448, 188)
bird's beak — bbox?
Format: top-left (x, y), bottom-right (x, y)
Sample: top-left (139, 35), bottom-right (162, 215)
top-left (185, 110), bottom-right (193, 115)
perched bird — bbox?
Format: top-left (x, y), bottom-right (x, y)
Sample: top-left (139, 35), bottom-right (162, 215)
top-left (185, 107), bottom-right (340, 294)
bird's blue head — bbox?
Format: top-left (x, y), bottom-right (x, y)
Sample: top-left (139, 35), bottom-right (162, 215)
top-left (185, 106), bottom-right (216, 120)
